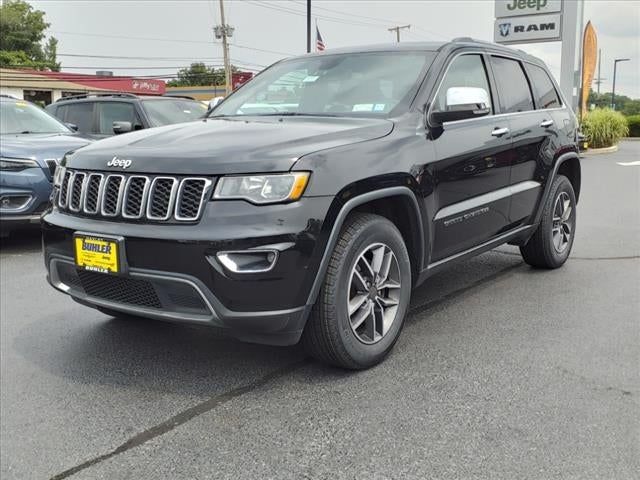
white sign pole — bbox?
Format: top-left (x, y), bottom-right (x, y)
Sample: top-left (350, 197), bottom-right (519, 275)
top-left (559, 0), bottom-right (584, 111)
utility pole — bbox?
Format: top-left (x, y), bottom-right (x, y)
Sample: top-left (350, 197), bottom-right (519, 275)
top-left (306, 0), bottom-right (311, 53)
top-left (216, 0), bottom-right (233, 96)
top-left (594, 48), bottom-right (606, 94)
top-left (611, 58), bottom-right (630, 110)
top-left (388, 25), bottom-right (410, 43)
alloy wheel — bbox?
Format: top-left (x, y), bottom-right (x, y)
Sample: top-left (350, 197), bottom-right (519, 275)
top-left (552, 191), bottom-right (573, 253)
top-left (347, 242), bottom-right (402, 344)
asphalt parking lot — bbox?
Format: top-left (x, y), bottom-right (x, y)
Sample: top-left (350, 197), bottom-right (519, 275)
top-left (1, 142), bottom-right (638, 480)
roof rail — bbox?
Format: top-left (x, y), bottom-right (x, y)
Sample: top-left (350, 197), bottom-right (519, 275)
top-left (55, 92), bottom-right (139, 102)
top-left (162, 94), bottom-right (197, 101)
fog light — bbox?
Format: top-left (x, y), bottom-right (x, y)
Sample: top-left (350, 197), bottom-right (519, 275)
top-left (216, 249), bottom-right (279, 274)
top-left (0, 194), bottom-right (32, 210)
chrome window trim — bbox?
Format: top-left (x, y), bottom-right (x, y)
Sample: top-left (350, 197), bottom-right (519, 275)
top-left (68, 172), bottom-right (87, 213)
top-left (174, 177), bottom-right (213, 221)
top-left (100, 174), bottom-right (126, 217)
top-left (146, 176), bottom-right (179, 221)
top-left (121, 175), bottom-right (151, 220)
top-left (427, 49), bottom-right (568, 129)
top-left (82, 173), bottom-right (104, 214)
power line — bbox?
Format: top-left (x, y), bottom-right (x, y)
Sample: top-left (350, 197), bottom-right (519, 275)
top-left (50, 30), bottom-right (295, 56)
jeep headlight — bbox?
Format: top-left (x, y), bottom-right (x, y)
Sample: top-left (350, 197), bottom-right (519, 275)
top-left (0, 157), bottom-right (38, 172)
top-left (53, 165), bottom-right (67, 187)
top-left (213, 172), bottom-right (310, 204)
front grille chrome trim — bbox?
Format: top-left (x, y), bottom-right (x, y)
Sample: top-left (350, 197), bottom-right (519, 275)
top-left (68, 172), bottom-right (87, 213)
top-left (100, 174), bottom-right (126, 217)
top-left (121, 175), bottom-right (151, 220)
top-left (175, 177), bottom-right (213, 221)
top-left (58, 169), bottom-right (212, 223)
top-left (146, 176), bottom-right (179, 221)
top-left (82, 173), bottom-right (105, 215)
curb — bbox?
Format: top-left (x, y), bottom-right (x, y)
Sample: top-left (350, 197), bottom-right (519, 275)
top-left (582, 144), bottom-right (619, 156)
top-left (622, 137), bottom-right (640, 141)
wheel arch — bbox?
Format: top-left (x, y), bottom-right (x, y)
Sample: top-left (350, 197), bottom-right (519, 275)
top-left (305, 185), bottom-right (425, 307)
top-left (533, 152), bottom-right (581, 225)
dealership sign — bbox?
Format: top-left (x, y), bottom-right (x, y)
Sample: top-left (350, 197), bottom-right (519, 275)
top-left (494, 13), bottom-right (561, 44)
top-left (495, 0), bottom-right (562, 18)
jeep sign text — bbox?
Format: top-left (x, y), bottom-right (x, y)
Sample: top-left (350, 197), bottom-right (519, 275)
top-left (494, 13), bottom-right (561, 44)
top-left (495, 0), bottom-right (561, 18)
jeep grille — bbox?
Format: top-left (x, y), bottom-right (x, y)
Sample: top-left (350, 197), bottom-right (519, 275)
top-left (58, 169), bottom-right (213, 223)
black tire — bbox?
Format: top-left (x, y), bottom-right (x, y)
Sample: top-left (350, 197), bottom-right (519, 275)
top-left (302, 213), bottom-right (412, 369)
top-left (520, 174), bottom-right (576, 268)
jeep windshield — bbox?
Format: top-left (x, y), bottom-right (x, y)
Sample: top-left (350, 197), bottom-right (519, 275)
top-left (142, 98), bottom-right (208, 127)
top-left (211, 51), bottom-right (435, 118)
top-left (0, 100), bottom-right (71, 135)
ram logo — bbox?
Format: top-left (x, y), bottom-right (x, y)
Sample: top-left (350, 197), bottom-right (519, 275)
top-left (498, 23), bottom-right (511, 37)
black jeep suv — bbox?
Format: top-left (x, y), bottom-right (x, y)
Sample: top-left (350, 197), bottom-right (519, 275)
top-left (43, 39), bottom-right (580, 369)
top-left (46, 93), bottom-right (207, 139)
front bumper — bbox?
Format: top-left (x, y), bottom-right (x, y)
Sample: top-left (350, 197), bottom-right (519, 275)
top-left (42, 196), bottom-right (334, 345)
top-left (0, 167), bottom-right (52, 233)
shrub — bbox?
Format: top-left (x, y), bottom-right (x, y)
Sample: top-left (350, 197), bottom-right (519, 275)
top-left (626, 115), bottom-right (640, 138)
top-left (581, 108), bottom-right (629, 148)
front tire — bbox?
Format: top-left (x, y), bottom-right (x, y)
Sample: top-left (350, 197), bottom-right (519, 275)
top-left (520, 174), bottom-right (576, 268)
top-left (302, 213), bottom-right (412, 369)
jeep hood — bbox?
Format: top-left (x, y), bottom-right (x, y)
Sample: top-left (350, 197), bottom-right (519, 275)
top-left (1, 133), bottom-right (91, 163)
top-left (64, 116), bottom-right (394, 175)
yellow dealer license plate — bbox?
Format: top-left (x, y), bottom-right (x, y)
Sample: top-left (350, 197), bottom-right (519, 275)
top-left (74, 234), bottom-right (121, 274)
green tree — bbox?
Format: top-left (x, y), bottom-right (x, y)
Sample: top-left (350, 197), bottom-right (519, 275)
top-left (0, 0), bottom-right (58, 70)
top-left (587, 89), bottom-right (640, 115)
top-left (167, 62), bottom-right (236, 87)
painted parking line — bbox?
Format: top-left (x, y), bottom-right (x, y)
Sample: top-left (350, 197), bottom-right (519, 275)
top-left (616, 161), bottom-right (640, 166)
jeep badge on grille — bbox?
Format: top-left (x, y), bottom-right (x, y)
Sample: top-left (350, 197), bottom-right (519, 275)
top-left (107, 156), bottom-right (132, 169)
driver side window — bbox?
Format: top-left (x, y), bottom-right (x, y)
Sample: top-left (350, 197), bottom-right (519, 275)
top-left (434, 54), bottom-right (493, 114)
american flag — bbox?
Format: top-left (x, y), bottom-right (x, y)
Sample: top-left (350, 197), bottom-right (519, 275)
top-left (316, 26), bottom-right (325, 52)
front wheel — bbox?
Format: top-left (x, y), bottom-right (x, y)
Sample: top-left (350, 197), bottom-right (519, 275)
top-left (302, 213), bottom-right (412, 369)
top-left (520, 174), bottom-right (577, 268)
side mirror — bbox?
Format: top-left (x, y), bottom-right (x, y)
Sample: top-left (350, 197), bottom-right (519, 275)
top-left (112, 121), bottom-right (133, 135)
top-left (208, 97), bottom-right (224, 110)
top-left (65, 122), bottom-right (78, 132)
top-left (431, 87), bottom-right (491, 124)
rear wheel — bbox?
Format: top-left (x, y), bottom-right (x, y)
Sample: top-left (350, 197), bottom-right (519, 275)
top-left (520, 174), bottom-right (576, 268)
top-left (302, 213), bottom-right (412, 369)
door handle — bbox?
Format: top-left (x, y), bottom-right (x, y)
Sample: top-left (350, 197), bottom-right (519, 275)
top-left (540, 119), bottom-right (554, 128)
top-left (491, 127), bottom-right (510, 137)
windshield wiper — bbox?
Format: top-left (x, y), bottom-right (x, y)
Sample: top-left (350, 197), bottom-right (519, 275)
top-left (250, 112), bottom-right (338, 117)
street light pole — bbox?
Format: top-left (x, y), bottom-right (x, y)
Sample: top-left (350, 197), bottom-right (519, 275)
top-left (611, 58), bottom-right (630, 110)
top-left (388, 25), bottom-right (411, 43)
top-left (217, 0), bottom-right (233, 96)
top-left (306, 0), bottom-right (311, 53)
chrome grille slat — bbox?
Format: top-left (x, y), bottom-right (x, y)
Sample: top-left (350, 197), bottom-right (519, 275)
top-left (83, 173), bottom-right (104, 214)
top-left (122, 176), bottom-right (150, 219)
top-left (100, 174), bottom-right (125, 217)
top-left (146, 177), bottom-right (179, 221)
top-left (58, 169), bottom-right (211, 222)
top-left (68, 172), bottom-right (86, 212)
top-left (175, 178), bottom-right (212, 221)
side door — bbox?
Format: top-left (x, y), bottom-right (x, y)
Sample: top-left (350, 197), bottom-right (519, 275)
top-left (489, 56), bottom-right (560, 225)
top-left (428, 52), bottom-right (514, 262)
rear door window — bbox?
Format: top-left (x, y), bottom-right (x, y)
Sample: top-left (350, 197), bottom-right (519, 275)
top-left (97, 102), bottom-right (140, 134)
top-left (526, 64), bottom-right (562, 109)
top-left (63, 102), bottom-right (94, 133)
top-left (490, 56), bottom-right (534, 113)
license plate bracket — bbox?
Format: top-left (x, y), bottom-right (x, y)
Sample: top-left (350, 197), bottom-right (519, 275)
top-left (74, 232), bottom-right (127, 275)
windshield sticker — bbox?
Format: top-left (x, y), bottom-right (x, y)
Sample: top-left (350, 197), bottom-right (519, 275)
top-left (302, 75), bottom-right (319, 83)
top-left (352, 104), bottom-right (374, 112)
top-left (373, 104), bottom-right (386, 112)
